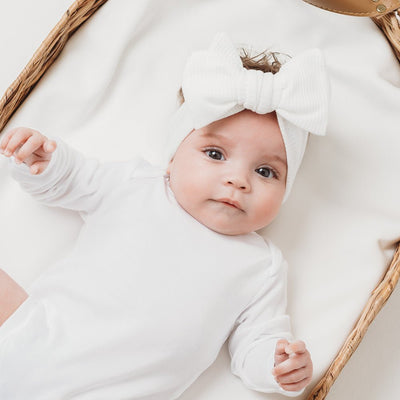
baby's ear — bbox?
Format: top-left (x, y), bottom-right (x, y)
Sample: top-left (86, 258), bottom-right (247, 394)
top-left (166, 158), bottom-right (174, 175)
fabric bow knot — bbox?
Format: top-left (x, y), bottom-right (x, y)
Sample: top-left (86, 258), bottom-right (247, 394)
top-left (182, 32), bottom-right (330, 136)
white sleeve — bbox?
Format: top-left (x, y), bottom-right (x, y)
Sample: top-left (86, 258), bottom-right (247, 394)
top-left (228, 245), bottom-right (304, 397)
top-left (8, 137), bottom-right (140, 218)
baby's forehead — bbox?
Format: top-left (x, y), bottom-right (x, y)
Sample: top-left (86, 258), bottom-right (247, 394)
top-left (196, 112), bottom-right (282, 143)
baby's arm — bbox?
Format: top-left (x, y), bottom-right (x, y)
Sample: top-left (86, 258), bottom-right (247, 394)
top-left (1, 126), bottom-right (137, 216)
top-left (0, 127), bottom-right (56, 175)
top-left (273, 339), bottom-right (313, 392)
top-left (228, 243), bottom-right (311, 397)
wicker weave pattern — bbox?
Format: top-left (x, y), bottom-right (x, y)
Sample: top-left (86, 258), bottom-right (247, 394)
top-left (307, 244), bottom-right (400, 399)
top-left (0, 1), bottom-right (399, 399)
top-left (0, 0), bottom-right (108, 134)
top-left (373, 12), bottom-right (400, 60)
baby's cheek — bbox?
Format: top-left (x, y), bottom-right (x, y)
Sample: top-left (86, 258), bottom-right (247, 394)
top-left (173, 178), bottom-right (203, 217)
top-left (254, 196), bottom-right (283, 228)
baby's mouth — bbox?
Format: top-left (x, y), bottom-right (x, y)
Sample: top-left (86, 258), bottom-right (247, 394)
top-left (215, 198), bottom-right (244, 211)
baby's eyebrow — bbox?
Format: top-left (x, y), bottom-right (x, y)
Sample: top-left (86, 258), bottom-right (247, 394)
top-left (256, 153), bottom-right (287, 172)
top-left (199, 130), bottom-right (220, 139)
top-left (199, 130), bottom-right (231, 143)
top-left (266, 154), bottom-right (287, 167)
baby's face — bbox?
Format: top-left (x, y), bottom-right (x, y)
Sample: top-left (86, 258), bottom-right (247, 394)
top-left (167, 110), bottom-right (287, 235)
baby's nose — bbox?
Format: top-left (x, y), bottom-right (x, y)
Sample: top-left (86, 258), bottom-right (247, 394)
top-left (225, 174), bottom-right (250, 191)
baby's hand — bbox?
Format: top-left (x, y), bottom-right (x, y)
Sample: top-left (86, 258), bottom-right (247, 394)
top-left (272, 339), bottom-right (313, 392)
top-left (0, 127), bottom-right (56, 175)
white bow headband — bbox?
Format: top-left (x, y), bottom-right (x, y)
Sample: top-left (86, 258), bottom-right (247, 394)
top-left (165, 32), bottom-right (330, 201)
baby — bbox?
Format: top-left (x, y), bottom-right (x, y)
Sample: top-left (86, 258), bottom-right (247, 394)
top-left (0, 33), bottom-right (329, 399)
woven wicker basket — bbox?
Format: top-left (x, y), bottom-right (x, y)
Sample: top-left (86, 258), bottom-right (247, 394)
top-left (0, 1), bottom-right (399, 398)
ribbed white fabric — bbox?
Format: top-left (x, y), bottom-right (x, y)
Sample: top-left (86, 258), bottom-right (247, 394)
top-left (165, 32), bottom-right (331, 201)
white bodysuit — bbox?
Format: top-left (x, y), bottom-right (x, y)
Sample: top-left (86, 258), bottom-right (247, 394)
top-left (0, 139), bottom-right (301, 399)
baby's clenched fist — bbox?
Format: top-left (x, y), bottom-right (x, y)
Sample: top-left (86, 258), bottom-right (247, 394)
top-left (272, 339), bottom-right (313, 392)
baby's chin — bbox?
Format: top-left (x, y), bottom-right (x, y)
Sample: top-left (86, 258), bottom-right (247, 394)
top-left (199, 217), bottom-right (255, 236)
top-left (198, 211), bottom-right (278, 235)
top-left (210, 227), bottom-right (251, 236)
top-left (174, 197), bottom-right (266, 235)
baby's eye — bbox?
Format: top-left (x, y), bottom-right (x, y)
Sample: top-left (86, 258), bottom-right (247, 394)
top-left (255, 166), bottom-right (277, 179)
top-left (205, 149), bottom-right (225, 160)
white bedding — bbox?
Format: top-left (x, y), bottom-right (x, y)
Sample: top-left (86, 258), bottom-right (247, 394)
top-left (0, 1), bottom-right (399, 399)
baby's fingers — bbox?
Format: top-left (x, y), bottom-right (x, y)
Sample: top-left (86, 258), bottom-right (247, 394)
top-left (0, 127), bottom-right (33, 156)
top-left (275, 366), bottom-right (309, 385)
top-left (274, 339), bottom-right (290, 365)
top-left (275, 339), bottom-right (290, 355)
top-left (0, 128), bottom-right (17, 151)
top-left (16, 137), bottom-right (56, 164)
top-left (273, 352), bottom-right (309, 376)
top-left (14, 135), bottom-right (45, 164)
top-left (277, 377), bottom-right (310, 393)
top-left (30, 160), bottom-right (49, 175)
top-left (286, 340), bottom-right (306, 356)
top-left (43, 139), bottom-right (57, 153)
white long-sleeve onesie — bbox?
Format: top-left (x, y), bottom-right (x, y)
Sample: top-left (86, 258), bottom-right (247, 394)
top-left (0, 139), bottom-right (302, 399)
